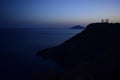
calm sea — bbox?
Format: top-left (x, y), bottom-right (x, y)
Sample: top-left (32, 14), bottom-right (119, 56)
top-left (0, 27), bottom-right (83, 80)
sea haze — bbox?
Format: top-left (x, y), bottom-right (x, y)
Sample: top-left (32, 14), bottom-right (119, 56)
top-left (0, 26), bottom-right (83, 80)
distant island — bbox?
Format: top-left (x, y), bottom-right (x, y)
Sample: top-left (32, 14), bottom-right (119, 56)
top-left (70, 25), bottom-right (85, 29)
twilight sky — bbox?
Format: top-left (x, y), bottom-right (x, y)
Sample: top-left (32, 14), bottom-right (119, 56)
top-left (1, 0), bottom-right (120, 26)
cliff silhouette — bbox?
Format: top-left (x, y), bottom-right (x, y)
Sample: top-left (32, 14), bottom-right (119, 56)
top-left (37, 23), bottom-right (120, 80)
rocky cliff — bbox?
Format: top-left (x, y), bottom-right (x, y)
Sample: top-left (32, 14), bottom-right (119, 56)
top-left (37, 23), bottom-right (120, 80)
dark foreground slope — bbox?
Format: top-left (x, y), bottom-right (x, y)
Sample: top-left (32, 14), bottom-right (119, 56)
top-left (37, 23), bottom-right (120, 80)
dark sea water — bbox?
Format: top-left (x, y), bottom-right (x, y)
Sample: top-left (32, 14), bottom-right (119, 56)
top-left (0, 27), bottom-right (83, 80)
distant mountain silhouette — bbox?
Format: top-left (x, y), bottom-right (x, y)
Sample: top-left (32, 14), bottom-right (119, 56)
top-left (70, 25), bottom-right (85, 29)
top-left (37, 23), bottom-right (120, 80)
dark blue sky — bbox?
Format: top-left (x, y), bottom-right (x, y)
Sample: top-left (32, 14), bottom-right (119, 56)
top-left (1, 0), bottom-right (120, 26)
